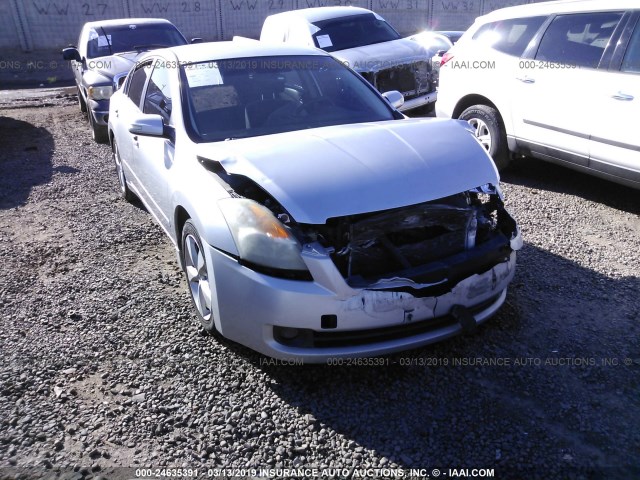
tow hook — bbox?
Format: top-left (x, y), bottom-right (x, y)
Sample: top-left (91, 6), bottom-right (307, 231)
top-left (451, 305), bottom-right (477, 335)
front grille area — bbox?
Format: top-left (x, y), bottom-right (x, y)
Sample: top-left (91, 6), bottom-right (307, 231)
top-left (374, 60), bottom-right (431, 97)
top-left (348, 204), bottom-right (473, 279)
top-left (273, 294), bottom-right (501, 349)
top-left (306, 192), bottom-right (513, 291)
top-left (316, 197), bottom-right (477, 284)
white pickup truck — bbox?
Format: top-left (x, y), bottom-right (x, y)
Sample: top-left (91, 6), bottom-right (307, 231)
top-left (260, 6), bottom-right (437, 112)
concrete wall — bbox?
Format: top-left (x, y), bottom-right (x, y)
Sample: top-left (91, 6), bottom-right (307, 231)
top-left (0, 0), bottom-right (545, 51)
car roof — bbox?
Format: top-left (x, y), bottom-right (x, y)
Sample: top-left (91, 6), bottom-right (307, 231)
top-left (82, 18), bottom-right (176, 29)
top-left (437, 31), bottom-right (465, 37)
top-left (266, 6), bottom-right (378, 24)
top-left (416, 31), bottom-right (452, 38)
top-left (482, 0), bottom-right (638, 21)
top-left (153, 41), bottom-right (329, 64)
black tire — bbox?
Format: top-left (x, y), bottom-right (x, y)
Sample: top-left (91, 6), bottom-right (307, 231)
top-left (112, 140), bottom-right (135, 202)
top-left (181, 220), bottom-right (218, 333)
top-left (88, 110), bottom-right (108, 144)
top-left (423, 102), bottom-right (436, 116)
top-left (459, 104), bottom-right (510, 170)
top-left (77, 87), bottom-right (87, 115)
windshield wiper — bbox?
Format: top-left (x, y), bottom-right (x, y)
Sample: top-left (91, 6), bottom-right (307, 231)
top-left (132, 44), bottom-right (169, 51)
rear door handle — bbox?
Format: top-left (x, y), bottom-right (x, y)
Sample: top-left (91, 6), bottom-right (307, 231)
top-left (611, 92), bottom-right (634, 101)
top-left (516, 76), bottom-right (535, 84)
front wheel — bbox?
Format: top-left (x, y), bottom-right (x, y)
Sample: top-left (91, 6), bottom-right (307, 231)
top-left (88, 110), bottom-right (108, 144)
top-left (77, 87), bottom-right (87, 115)
top-left (181, 220), bottom-right (217, 333)
top-left (459, 104), bottom-right (510, 170)
top-left (112, 140), bottom-right (135, 202)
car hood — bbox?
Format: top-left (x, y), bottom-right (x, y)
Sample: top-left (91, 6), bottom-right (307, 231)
top-left (332, 38), bottom-right (428, 72)
top-left (197, 118), bottom-right (498, 224)
top-left (89, 51), bottom-right (145, 79)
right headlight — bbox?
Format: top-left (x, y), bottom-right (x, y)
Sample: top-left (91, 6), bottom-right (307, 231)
top-left (218, 198), bottom-right (309, 275)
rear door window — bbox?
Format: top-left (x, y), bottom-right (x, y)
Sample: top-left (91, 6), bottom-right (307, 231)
top-left (473, 16), bottom-right (547, 57)
top-left (143, 62), bottom-right (172, 122)
top-left (535, 12), bottom-right (624, 68)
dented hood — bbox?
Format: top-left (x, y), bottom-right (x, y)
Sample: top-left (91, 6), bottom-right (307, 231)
top-left (86, 51), bottom-right (147, 82)
top-left (197, 118), bottom-right (499, 224)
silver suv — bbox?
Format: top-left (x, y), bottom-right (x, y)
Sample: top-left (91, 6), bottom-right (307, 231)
top-left (437, 0), bottom-right (639, 189)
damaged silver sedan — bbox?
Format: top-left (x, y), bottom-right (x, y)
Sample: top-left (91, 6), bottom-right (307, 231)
top-left (108, 41), bottom-right (522, 362)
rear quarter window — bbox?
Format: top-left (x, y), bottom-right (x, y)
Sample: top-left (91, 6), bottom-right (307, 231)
top-left (472, 16), bottom-right (546, 57)
top-left (535, 12), bottom-right (624, 69)
top-left (621, 20), bottom-right (640, 73)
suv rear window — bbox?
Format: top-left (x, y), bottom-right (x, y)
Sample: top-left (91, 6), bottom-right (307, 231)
top-left (473, 16), bottom-right (546, 57)
top-left (535, 12), bottom-right (623, 69)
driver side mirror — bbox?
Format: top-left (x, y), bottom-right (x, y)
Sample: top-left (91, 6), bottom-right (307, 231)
top-left (190, 37), bottom-right (204, 44)
top-left (382, 90), bottom-right (404, 110)
top-left (62, 46), bottom-right (81, 62)
top-left (128, 114), bottom-right (167, 137)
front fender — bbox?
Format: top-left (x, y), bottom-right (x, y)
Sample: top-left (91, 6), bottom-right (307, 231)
top-left (171, 174), bottom-right (239, 258)
top-left (82, 69), bottom-right (112, 88)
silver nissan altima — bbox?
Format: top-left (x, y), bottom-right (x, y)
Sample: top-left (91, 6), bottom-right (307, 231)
top-left (108, 41), bottom-right (522, 363)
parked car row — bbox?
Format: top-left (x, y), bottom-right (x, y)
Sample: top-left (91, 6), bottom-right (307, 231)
top-left (60, 0), bottom-right (638, 362)
top-left (64, 7), bottom-right (444, 146)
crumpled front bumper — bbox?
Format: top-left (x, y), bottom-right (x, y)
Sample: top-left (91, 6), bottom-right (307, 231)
top-left (206, 226), bottom-right (521, 363)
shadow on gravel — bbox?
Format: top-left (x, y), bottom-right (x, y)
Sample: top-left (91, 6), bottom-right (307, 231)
top-left (502, 159), bottom-right (640, 215)
top-left (0, 116), bottom-right (54, 209)
top-left (247, 241), bottom-right (639, 479)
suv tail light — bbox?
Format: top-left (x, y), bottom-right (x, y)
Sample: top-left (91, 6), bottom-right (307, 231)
top-left (441, 52), bottom-right (454, 67)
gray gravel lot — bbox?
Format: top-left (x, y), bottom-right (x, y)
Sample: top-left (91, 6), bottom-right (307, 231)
top-left (0, 89), bottom-right (639, 480)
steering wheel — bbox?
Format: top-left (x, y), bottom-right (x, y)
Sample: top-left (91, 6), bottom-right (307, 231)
top-left (295, 97), bottom-right (335, 116)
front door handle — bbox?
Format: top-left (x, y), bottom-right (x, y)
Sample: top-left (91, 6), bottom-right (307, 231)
top-left (516, 76), bottom-right (536, 84)
top-left (133, 135), bottom-right (139, 148)
top-left (611, 92), bottom-right (634, 101)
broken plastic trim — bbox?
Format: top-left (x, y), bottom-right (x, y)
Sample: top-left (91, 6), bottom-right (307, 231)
top-left (470, 182), bottom-right (504, 200)
top-left (272, 293), bottom-right (501, 348)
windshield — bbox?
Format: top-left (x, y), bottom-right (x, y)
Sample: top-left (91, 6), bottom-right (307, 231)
top-left (311, 14), bottom-right (401, 52)
top-left (181, 55), bottom-right (396, 143)
top-left (87, 24), bottom-right (187, 58)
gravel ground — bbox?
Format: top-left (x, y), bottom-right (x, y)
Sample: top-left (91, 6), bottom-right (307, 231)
top-left (0, 89), bottom-right (639, 480)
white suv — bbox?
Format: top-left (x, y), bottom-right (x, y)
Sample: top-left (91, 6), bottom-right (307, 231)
top-left (437, 0), bottom-right (640, 189)
top-left (260, 7), bottom-right (437, 112)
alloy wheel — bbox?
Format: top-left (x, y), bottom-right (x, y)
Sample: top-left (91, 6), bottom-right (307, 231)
top-left (467, 117), bottom-right (492, 152)
top-left (184, 233), bottom-right (212, 322)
